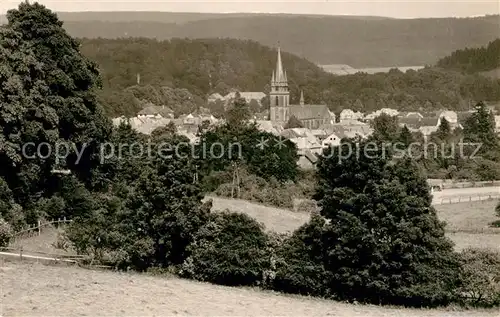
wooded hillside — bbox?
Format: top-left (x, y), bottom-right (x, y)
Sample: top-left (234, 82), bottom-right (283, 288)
top-left (7, 12), bottom-right (498, 67)
top-left (79, 38), bottom-right (500, 117)
top-left (437, 39), bottom-right (500, 73)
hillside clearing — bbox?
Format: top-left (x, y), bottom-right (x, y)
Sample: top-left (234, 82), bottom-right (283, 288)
top-left (209, 196), bottom-right (500, 251)
top-left (1, 261), bottom-right (498, 317)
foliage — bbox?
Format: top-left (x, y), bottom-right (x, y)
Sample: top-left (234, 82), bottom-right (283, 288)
top-left (60, 13), bottom-right (500, 67)
top-left (0, 24), bottom-right (59, 207)
top-left (210, 167), bottom-right (316, 209)
top-left (6, 2), bottom-right (113, 191)
top-left (458, 248), bottom-right (500, 307)
top-left (196, 122), bottom-right (298, 183)
top-left (437, 39), bottom-right (500, 73)
top-left (67, 134), bottom-right (211, 270)
top-left (0, 217), bottom-right (13, 248)
top-left (313, 139), bottom-right (462, 306)
top-left (371, 113), bottom-right (399, 142)
top-left (0, 178), bottom-right (24, 229)
top-left (180, 211), bottom-right (271, 286)
top-left (397, 125), bottom-right (415, 147)
top-left (271, 213), bottom-right (332, 297)
top-left (76, 38), bottom-right (500, 117)
top-left (225, 95), bottom-right (251, 125)
top-left (284, 115), bottom-right (304, 129)
top-left (462, 101), bottom-right (499, 159)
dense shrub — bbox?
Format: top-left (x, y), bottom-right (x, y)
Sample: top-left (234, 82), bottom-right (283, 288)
top-left (294, 199), bottom-right (318, 213)
top-left (212, 168), bottom-right (316, 209)
top-left (180, 211), bottom-right (271, 286)
top-left (271, 213), bottom-right (332, 297)
top-left (458, 248), bottom-right (500, 307)
top-left (0, 218), bottom-right (13, 248)
top-left (493, 201), bottom-right (500, 227)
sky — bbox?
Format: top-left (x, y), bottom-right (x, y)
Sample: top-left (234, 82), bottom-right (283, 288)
top-left (0, 0), bottom-right (498, 18)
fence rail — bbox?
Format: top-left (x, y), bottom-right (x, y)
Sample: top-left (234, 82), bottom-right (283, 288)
top-left (12, 217), bottom-right (72, 240)
top-left (433, 194), bottom-right (500, 205)
top-left (428, 179), bottom-right (500, 190)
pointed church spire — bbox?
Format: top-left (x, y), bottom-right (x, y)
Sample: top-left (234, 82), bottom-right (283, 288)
top-left (300, 90), bottom-right (304, 105)
top-left (271, 70), bottom-right (275, 83)
top-left (275, 46), bottom-right (286, 83)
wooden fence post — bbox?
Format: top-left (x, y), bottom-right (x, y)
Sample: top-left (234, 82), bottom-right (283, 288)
top-left (38, 219), bottom-right (41, 236)
top-left (20, 246), bottom-right (23, 261)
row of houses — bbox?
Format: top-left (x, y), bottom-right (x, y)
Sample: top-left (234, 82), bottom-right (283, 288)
top-left (208, 91), bottom-right (266, 104)
top-left (341, 107), bottom-right (500, 136)
top-left (115, 101), bottom-right (500, 170)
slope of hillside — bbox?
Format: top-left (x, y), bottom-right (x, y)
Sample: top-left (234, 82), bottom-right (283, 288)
top-left (46, 14), bottom-right (500, 67)
top-left (51, 12), bottom-right (395, 23)
top-left (3, 261), bottom-right (499, 316)
top-left (80, 38), bottom-right (500, 117)
top-left (437, 39), bottom-right (500, 73)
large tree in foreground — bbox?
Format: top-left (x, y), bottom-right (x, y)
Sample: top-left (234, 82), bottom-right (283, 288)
top-left (313, 139), bottom-right (461, 306)
top-left (6, 2), bottom-right (112, 190)
top-left (0, 25), bottom-right (60, 207)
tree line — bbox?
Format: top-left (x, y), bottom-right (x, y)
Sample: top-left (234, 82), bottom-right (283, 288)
top-left (437, 39), bottom-right (500, 73)
top-left (78, 37), bottom-right (500, 118)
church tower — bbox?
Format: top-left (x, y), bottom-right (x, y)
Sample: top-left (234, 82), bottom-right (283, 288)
top-left (269, 47), bottom-right (290, 124)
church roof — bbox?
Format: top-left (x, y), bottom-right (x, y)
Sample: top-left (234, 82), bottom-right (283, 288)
top-left (289, 104), bottom-right (331, 121)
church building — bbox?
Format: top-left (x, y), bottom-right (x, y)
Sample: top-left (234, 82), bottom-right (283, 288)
top-left (269, 48), bottom-right (333, 129)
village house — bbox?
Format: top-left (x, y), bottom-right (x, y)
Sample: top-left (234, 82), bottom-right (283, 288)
top-left (137, 104), bottom-right (175, 119)
top-left (269, 47), bottom-right (333, 129)
top-left (364, 108), bottom-right (399, 121)
top-left (112, 116), bottom-right (173, 135)
top-left (399, 110), bottom-right (466, 137)
top-left (321, 132), bottom-right (342, 148)
top-left (320, 121), bottom-right (373, 139)
top-left (207, 93), bottom-right (224, 103)
top-left (339, 109), bottom-right (364, 122)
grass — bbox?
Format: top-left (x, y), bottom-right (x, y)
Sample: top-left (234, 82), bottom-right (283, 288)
top-left (8, 226), bottom-right (76, 257)
top-left (3, 195), bottom-right (498, 316)
top-left (209, 197), bottom-right (500, 251)
top-left (2, 260), bottom-right (499, 317)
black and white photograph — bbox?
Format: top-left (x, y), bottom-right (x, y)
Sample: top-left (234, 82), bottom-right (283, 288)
top-left (1, 0), bottom-right (500, 315)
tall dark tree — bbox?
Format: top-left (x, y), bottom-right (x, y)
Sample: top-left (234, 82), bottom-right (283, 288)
top-left (6, 2), bottom-right (112, 190)
top-left (397, 125), bottom-right (414, 147)
top-left (225, 96), bottom-right (251, 126)
top-left (0, 25), bottom-right (60, 207)
top-left (313, 139), bottom-right (461, 306)
top-left (463, 102), bottom-right (499, 159)
top-left (371, 113), bottom-right (399, 143)
top-left (435, 117), bottom-right (452, 142)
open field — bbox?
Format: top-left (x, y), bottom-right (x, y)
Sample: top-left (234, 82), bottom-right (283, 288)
top-left (2, 260), bottom-right (499, 317)
top-left (210, 197), bottom-right (500, 251)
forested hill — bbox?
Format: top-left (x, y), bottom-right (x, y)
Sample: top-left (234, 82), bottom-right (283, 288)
top-left (10, 12), bottom-right (499, 67)
top-left (81, 37), bottom-right (500, 118)
top-left (83, 38), bottom-right (328, 117)
top-left (437, 39), bottom-right (500, 74)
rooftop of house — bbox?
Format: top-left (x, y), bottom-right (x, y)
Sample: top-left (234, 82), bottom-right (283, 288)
top-left (137, 105), bottom-right (174, 117)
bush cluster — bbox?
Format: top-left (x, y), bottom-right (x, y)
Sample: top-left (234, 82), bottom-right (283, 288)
top-left (207, 168), bottom-right (316, 209)
top-left (180, 211), bottom-right (271, 286)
